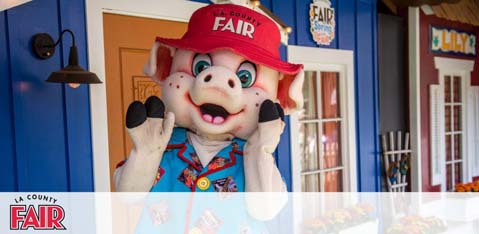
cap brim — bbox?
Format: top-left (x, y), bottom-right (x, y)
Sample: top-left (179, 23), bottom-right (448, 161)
top-left (156, 36), bottom-right (303, 75)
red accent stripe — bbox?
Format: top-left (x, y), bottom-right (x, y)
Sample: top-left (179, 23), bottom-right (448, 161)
top-left (232, 149), bottom-right (243, 156)
top-left (174, 142), bottom-right (243, 191)
top-left (175, 143), bottom-right (202, 172)
top-left (167, 144), bottom-right (184, 149)
top-left (195, 149), bottom-right (239, 183)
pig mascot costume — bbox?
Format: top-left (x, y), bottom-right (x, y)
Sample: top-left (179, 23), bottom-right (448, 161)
top-left (114, 4), bottom-right (304, 193)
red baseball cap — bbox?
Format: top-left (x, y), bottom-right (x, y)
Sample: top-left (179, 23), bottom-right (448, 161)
top-left (156, 4), bottom-right (303, 75)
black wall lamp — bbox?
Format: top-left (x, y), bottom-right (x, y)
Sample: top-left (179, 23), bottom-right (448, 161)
top-left (32, 29), bottom-right (102, 88)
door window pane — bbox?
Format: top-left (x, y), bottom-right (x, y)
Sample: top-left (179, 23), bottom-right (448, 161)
top-left (299, 123), bottom-right (320, 171)
top-left (446, 164), bottom-right (452, 191)
top-left (321, 72), bottom-right (340, 118)
top-left (445, 106), bottom-right (451, 132)
top-left (444, 76), bottom-right (451, 102)
top-left (302, 174), bottom-right (320, 192)
top-left (324, 170), bottom-right (342, 192)
top-left (454, 163), bottom-right (462, 185)
top-left (321, 121), bottom-right (341, 169)
top-left (454, 135), bottom-right (461, 160)
top-left (301, 71), bottom-right (319, 120)
top-left (453, 76), bottom-right (461, 102)
top-left (453, 106), bottom-right (461, 131)
top-left (445, 135), bottom-right (451, 161)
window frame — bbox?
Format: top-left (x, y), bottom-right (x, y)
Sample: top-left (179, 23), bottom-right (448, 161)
top-left (433, 57), bottom-right (475, 192)
top-left (441, 73), bottom-right (466, 191)
top-left (288, 46), bottom-right (357, 192)
top-left (299, 69), bottom-right (345, 192)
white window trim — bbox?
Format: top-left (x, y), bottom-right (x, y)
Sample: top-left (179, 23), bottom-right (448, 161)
top-left (468, 86), bottom-right (479, 178)
top-left (85, 0), bottom-right (207, 193)
top-left (408, 7), bottom-right (422, 192)
top-left (429, 84), bottom-right (444, 186)
top-left (434, 56), bottom-right (475, 191)
top-left (287, 45), bottom-right (357, 192)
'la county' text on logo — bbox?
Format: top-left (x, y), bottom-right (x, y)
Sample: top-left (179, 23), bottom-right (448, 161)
top-left (10, 194), bottom-right (66, 230)
top-left (309, 0), bottom-right (335, 46)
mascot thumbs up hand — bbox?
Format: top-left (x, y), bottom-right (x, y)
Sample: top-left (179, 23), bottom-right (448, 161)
top-left (115, 4), bottom-right (304, 192)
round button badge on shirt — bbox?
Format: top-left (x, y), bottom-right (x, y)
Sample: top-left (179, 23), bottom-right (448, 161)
top-left (189, 227), bottom-right (202, 234)
top-left (197, 177), bottom-right (210, 190)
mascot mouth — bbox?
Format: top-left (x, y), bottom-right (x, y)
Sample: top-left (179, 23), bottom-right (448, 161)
top-left (187, 93), bottom-right (243, 125)
top-left (199, 104), bottom-right (230, 124)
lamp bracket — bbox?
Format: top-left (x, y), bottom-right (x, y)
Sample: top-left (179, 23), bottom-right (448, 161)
top-left (32, 33), bottom-right (55, 60)
top-left (32, 30), bottom-right (75, 60)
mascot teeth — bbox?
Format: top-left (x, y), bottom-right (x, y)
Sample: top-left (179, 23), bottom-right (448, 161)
top-left (200, 104), bottom-right (229, 124)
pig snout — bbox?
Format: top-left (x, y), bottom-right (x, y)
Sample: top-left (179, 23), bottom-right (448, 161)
top-left (190, 66), bottom-right (243, 113)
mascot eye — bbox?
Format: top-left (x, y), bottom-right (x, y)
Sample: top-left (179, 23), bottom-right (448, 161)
top-left (236, 61), bottom-right (256, 88)
top-left (192, 54), bottom-right (212, 76)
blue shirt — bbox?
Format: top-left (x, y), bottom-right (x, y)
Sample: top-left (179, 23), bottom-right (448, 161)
top-left (130, 128), bottom-right (272, 234)
top-left (150, 127), bottom-right (246, 192)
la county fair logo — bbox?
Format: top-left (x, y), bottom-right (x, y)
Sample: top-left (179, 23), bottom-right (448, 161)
top-left (310, 0), bottom-right (335, 46)
top-left (10, 194), bottom-right (66, 231)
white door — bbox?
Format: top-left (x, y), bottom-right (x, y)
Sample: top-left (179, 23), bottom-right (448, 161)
top-left (288, 46), bottom-right (357, 192)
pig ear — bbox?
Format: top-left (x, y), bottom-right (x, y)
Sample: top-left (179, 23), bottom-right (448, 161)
top-left (143, 41), bottom-right (176, 82)
top-left (277, 69), bottom-right (304, 115)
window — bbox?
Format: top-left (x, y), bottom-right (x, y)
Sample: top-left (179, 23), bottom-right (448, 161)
top-left (433, 57), bottom-right (475, 192)
top-left (443, 75), bottom-right (464, 191)
top-left (288, 46), bottom-right (357, 192)
top-left (300, 71), bottom-right (343, 192)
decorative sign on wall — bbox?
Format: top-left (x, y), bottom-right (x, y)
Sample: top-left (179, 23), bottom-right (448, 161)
top-left (431, 26), bottom-right (476, 56)
top-left (309, 0), bottom-right (335, 46)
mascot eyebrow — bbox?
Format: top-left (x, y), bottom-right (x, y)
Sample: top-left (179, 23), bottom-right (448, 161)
top-left (114, 4), bottom-right (304, 198)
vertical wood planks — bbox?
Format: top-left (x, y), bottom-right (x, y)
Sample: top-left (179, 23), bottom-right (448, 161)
top-left (0, 12), bottom-right (18, 191)
top-left (1, 0), bottom-right (94, 191)
top-left (356, 0), bottom-right (380, 191)
top-left (58, 0), bottom-right (94, 191)
top-left (7, 0), bottom-right (69, 191)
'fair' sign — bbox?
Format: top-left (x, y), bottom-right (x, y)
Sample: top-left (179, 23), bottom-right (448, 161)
top-left (309, 0), bottom-right (335, 46)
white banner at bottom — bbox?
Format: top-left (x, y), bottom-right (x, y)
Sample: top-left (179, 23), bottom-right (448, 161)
top-left (1, 192), bottom-right (479, 234)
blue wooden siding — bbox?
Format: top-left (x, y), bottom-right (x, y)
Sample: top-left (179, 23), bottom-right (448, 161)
top-left (354, 0), bottom-right (380, 191)
top-left (267, 0), bottom-right (381, 191)
top-left (0, 12), bottom-right (18, 192)
top-left (0, 0), bottom-right (94, 191)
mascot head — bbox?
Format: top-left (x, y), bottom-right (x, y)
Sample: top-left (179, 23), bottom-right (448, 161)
top-left (144, 4), bottom-right (304, 140)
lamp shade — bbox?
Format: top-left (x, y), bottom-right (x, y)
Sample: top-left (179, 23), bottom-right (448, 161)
top-left (46, 66), bottom-right (102, 84)
top-left (46, 46), bottom-right (102, 84)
